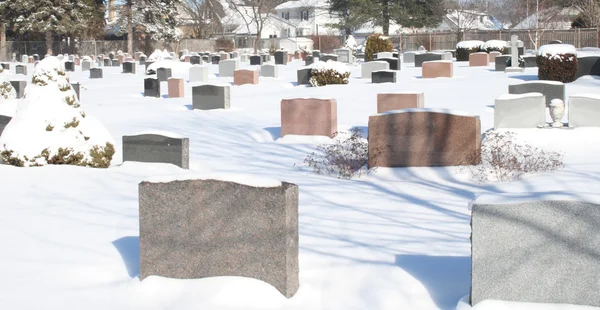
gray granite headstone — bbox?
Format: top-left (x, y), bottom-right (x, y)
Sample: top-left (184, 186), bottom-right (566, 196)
top-left (575, 56), bottom-right (600, 79)
top-left (144, 61), bottom-right (154, 71)
top-left (372, 70), bottom-right (396, 83)
top-left (334, 48), bottom-right (351, 63)
top-left (192, 84), bottom-right (230, 110)
top-left (522, 55), bottom-right (537, 67)
top-left (415, 53), bottom-right (444, 67)
top-left (123, 62), bottom-right (136, 74)
top-left (139, 56), bottom-right (147, 66)
top-left (471, 194), bottom-right (600, 307)
top-left (0, 115), bottom-right (11, 137)
top-left (202, 55), bottom-right (210, 63)
top-left (377, 57), bottom-right (400, 70)
top-left (190, 55), bottom-right (201, 65)
top-left (138, 178), bottom-right (299, 298)
top-left (568, 94), bottom-right (600, 127)
top-left (157, 68), bottom-right (172, 82)
top-left (312, 50), bottom-right (321, 58)
top-left (508, 81), bottom-right (565, 107)
top-left (64, 61), bottom-right (75, 72)
top-left (250, 55), bottom-right (262, 66)
top-left (261, 54), bottom-right (270, 63)
top-left (122, 134), bottom-right (189, 169)
top-left (260, 64), bottom-right (279, 78)
top-left (0, 63), bottom-right (8, 71)
top-left (104, 58), bottom-right (111, 66)
top-left (82, 61), bottom-right (91, 71)
top-left (90, 68), bottom-right (103, 79)
top-left (21, 54), bottom-right (28, 64)
top-left (10, 81), bottom-right (26, 99)
top-left (495, 55), bottom-right (511, 71)
top-left (274, 51), bottom-right (288, 65)
top-left (494, 93), bottom-right (546, 128)
top-left (402, 52), bottom-right (421, 63)
top-left (108, 52), bottom-right (115, 60)
top-left (189, 66), bottom-right (209, 83)
top-left (297, 68), bottom-right (312, 85)
top-left (144, 77), bottom-right (160, 98)
top-left (112, 59), bottom-right (120, 67)
top-left (304, 56), bottom-right (314, 66)
top-left (320, 54), bottom-right (338, 62)
top-left (361, 61), bottom-right (389, 79)
top-left (33, 54), bottom-right (39, 61)
top-left (15, 65), bottom-right (26, 75)
top-left (211, 55), bottom-right (221, 65)
top-left (71, 82), bottom-right (80, 101)
top-left (218, 59), bottom-right (239, 77)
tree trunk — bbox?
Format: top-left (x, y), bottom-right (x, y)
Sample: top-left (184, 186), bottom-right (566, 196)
top-left (254, 32), bottom-right (260, 54)
top-left (127, 13), bottom-right (133, 54)
top-left (0, 24), bottom-right (6, 62)
top-left (46, 31), bottom-right (53, 56)
top-left (382, 0), bottom-right (390, 36)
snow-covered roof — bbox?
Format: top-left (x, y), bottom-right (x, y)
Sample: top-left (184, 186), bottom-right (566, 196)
top-left (444, 10), bottom-right (504, 31)
top-left (512, 6), bottom-right (581, 30)
top-left (275, 0), bottom-right (328, 10)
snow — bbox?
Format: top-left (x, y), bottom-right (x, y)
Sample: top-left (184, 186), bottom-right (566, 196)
top-left (496, 92), bottom-right (544, 100)
top-left (376, 108), bottom-right (476, 117)
top-left (470, 192), bottom-right (600, 206)
top-left (514, 80), bottom-right (564, 86)
top-left (147, 49), bottom-right (173, 62)
top-left (126, 130), bottom-right (186, 139)
top-left (143, 172), bottom-right (282, 188)
top-left (457, 296), bottom-right (600, 309)
top-left (309, 60), bottom-right (351, 74)
top-left (570, 93), bottom-right (600, 100)
top-left (456, 40), bottom-right (485, 49)
top-left (537, 44), bottom-right (577, 57)
top-left (2, 54), bottom-right (600, 310)
top-left (482, 40), bottom-right (507, 50)
top-left (145, 60), bottom-right (192, 76)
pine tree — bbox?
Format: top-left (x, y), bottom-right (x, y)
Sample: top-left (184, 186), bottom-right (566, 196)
top-left (356, 0), bottom-right (446, 35)
top-left (327, 0), bottom-right (371, 36)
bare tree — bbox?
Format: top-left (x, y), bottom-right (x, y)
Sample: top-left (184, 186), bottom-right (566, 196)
top-left (226, 0), bottom-right (284, 54)
top-left (573, 0), bottom-right (600, 27)
top-left (182, 0), bottom-right (226, 38)
top-left (520, 1), bottom-right (565, 48)
top-left (445, 0), bottom-right (482, 42)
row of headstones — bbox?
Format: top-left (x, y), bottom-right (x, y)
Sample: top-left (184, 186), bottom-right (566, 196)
top-left (495, 81), bottom-right (600, 128)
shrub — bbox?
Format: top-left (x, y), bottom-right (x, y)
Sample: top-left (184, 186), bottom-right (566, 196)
top-left (456, 40), bottom-right (484, 61)
top-left (215, 37), bottom-right (234, 52)
top-left (506, 56), bottom-right (525, 68)
top-left (309, 61), bottom-right (350, 87)
top-left (481, 40), bottom-right (508, 54)
top-left (0, 81), bottom-right (16, 100)
top-left (364, 34), bottom-right (393, 62)
top-left (297, 128), bottom-right (377, 179)
top-left (537, 53), bottom-right (578, 83)
top-left (464, 130), bottom-right (563, 182)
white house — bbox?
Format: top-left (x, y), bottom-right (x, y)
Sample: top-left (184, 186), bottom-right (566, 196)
top-left (512, 6), bottom-right (581, 30)
top-left (274, 0), bottom-right (341, 36)
top-left (434, 10), bottom-right (504, 32)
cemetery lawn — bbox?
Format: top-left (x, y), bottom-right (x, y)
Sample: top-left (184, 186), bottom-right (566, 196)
top-left (1, 60), bottom-right (600, 310)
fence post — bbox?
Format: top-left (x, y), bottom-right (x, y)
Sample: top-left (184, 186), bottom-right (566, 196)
top-left (429, 32), bottom-right (432, 51)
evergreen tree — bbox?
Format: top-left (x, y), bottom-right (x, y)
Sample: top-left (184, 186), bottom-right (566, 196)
top-left (327, 0), bottom-right (371, 36)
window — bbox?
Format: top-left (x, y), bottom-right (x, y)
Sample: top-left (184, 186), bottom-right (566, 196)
top-left (285, 12), bottom-right (289, 20)
top-left (282, 12), bottom-right (284, 18)
top-left (302, 10), bottom-right (309, 21)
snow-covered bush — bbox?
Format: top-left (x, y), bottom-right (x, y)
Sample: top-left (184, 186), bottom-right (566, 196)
top-left (0, 81), bottom-right (16, 100)
top-left (309, 61), bottom-right (351, 87)
top-left (344, 35), bottom-right (358, 51)
top-left (147, 49), bottom-right (172, 61)
top-left (465, 130), bottom-right (563, 182)
top-left (365, 34), bottom-right (393, 61)
top-left (456, 40), bottom-right (484, 61)
top-left (481, 40), bottom-right (508, 54)
top-left (0, 57), bottom-right (115, 168)
top-left (299, 128), bottom-right (378, 179)
top-left (536, 44), bottom-right (578, 83)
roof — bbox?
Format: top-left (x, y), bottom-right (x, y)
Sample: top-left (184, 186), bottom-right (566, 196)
top-left (445, 10), bottom-right (503, 30)
top-left (275, 0), bottom-right (328, 10)
top-left (512, 6), bottom-right (581, 30)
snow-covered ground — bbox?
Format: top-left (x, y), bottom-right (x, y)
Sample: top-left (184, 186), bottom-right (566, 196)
top-left (1, 58), bottom-right (600, 310)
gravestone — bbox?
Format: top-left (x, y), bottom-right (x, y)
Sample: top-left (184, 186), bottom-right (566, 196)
top-left (65, 61), bottom-right (75, 72)
top-left (568, 94), bottom-right (600, 127)
top-left (90, 68), bottom-right (103, 79)
top-left (168, 78), bottom-right (184, 98)
top-left (320, 54), bottom-right (338, 62)
top-left (211, 55), bottom-right (221, 65)
top-left (71, 82), bottom-right (80, 101)
top-left (240, 54), bottom-right (249, 62)
top-left (144, 77), bottom-right (160, 98)
top-left (304, 56), bottom-right (314, 66)
top-left (250, 55), bottom-right (262, 66)
top-left (414, 53), bottom-right (444, 67)
top-left (189, 65), bottom-right (209, 83)
top-left (470, 194), bottom-right (600, 307)
top-left (231, 51), bottom-right (239, 59)
top-left (506, 35), bottom-right (525, 73)
top-left (192, 84), bottom-right (230, 110)
top-left (469, 52), bottom-right (489, 66)
top-left (15, 65), bottom-right (27, 75)
top-left (488, 51), bottom-right (501, 63)
top-left (123, 62), bottom-right (136, 74)
top-left (139, 55), bottom-right (147, 66)
top-left (372, 70), bottom-right (396, 84)
top-left (10, 81), bottom-right (26, 99)
top-left (312, 50), bottom-right (321, 58)
top-left (361, 61), bottom-right (390, 79)
top-left (33, 54), bottom-right (40, 61)
top-left (190, 55), bottom-right (201, 65)
top-left (261, 64), bottom-right (279, 78)
top-left (261, 54), bottom-right (270, 63)
top-left (144, 61), bottom-right (154, 71)
top-left (494, 93), bottom-right (546, 128)
top-left (508, 81), bottom-right (565, 107)
top-left (402, 51), bottom-right (422, 63)
top-left (219, 52), bottom-right (229, 60)
top-left (1, 63), bottom-right (11, 71)
top-left (157, 68), bottom-right (172, 82)
top-left (274, 51), bottom-right (288, 65)
top-left (28, 56), bottom-right (34, 63)
top-left (334, 48), bottom-right (351, 63)
top-left (377, 57), bottom-right (400, 70)
top-left (233, 69), bottom-right (259, 86)
top-left (368, 109), bottom-right (481, 167)
top-left (523, 55), bottom-right (537, 67)
top-left (495, 55), bottom-right (511, 71)
top-left (218, 59), bottom-right (239, 77)
top-left (422, 61), bottom-right (453, 78)
top-left (104, 58), bottom-right (111, 66)
top-left (21, 55), bottom-right (28, 63)
top-left (281, 98), bottom-right (337, 138)
top-left (111, 59), bottom-right (119, 67)
top-left (138, 177), bottom-right (299, 298)
top-left (0, 115), bottom-right (11, 137)
top-left (123, 134), bottom-right (189, 169)
top-left (377, 92), bottom-right (424, 113)
top-left (575, 56), bottom-right (600, 79)
top-left (297, 68), bottom-right (312, 85)
top-left (108, 52), bottom-right (115, 60)
top-left (202, 55), bottom-right (210, 63)
top-left (376, 52), bottom-right (393, 59)
top-left (82, 61), bottom-right (91, 71)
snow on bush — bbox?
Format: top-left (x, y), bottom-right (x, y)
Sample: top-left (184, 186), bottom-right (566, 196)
top-left (464, 130), bottom-right (563, 182)
top-left (536, 44), bottom-right (578, 83)
top-left (537, 44), bottom-right (577, 58)
top-left (456, 40), bottom-right (484, 61)
top-left (308, 61), bottom-right (351, 87)
top-left (482, 40), bottom-right (508, 53)
top-left (148, 49), bottom-right (172, 61)
top-left (297, 128), bottom-right (378, 179)
top-left (344, 35), bottom-right (358, 51)
top-left (0, 81), bottom-right (16, 100)
top-left (0, 56), bottom-right (115, 168)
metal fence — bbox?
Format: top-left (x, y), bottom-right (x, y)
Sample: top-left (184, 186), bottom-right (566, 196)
top-left (400, 28), bottom-right (599, 51)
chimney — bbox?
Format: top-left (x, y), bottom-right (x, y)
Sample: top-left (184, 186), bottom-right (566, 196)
top-left (108, 0), bottom-right (115, 21)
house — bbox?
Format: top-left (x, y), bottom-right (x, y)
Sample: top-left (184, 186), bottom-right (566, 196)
top-left (433, 10), bottom-right (504, 32)
top-left (512, 6), bottom-right (581, 30)
top-left (274, 0), bottom-right (341, 36)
